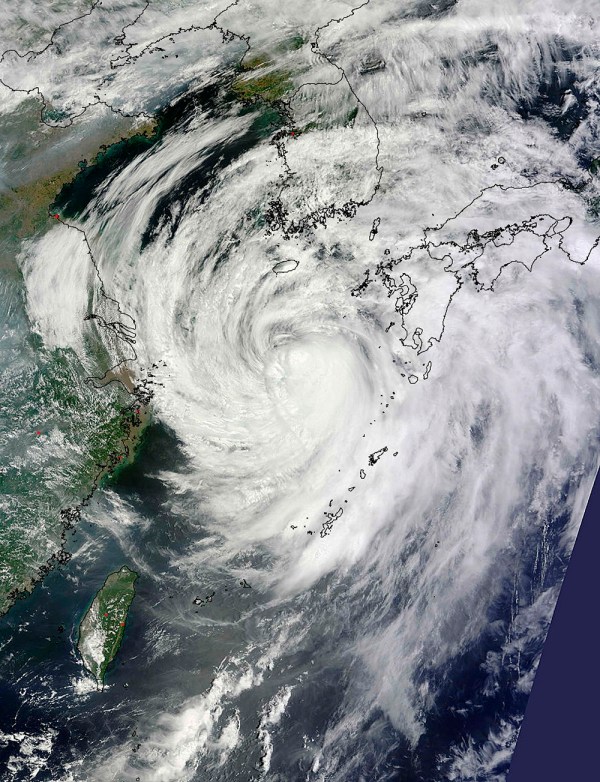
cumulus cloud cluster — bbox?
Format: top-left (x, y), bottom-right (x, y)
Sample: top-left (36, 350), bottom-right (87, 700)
top-left (7, 0), bottom-right (600, 780)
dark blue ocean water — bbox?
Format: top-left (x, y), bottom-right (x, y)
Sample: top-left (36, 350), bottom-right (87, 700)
top-left (0, 414), bottom-right (576, 781)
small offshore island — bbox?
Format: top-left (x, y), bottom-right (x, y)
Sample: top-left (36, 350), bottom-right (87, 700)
top-left (77, 566), bottom-right (138, 688)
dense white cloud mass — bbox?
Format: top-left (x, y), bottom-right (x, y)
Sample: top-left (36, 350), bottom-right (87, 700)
top-left (2, 0), bottom-right (600, 780)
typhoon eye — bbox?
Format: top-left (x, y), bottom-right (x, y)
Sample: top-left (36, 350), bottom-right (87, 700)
top-left (1, 1), bottom-right (599, 780)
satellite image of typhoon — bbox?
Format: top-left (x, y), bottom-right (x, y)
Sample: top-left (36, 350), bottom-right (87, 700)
top-left (1, 0), bottom-right (600, 780)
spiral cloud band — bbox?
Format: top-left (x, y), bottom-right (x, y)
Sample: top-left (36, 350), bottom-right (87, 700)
top-left (1, 0), bottom-right (600, 780)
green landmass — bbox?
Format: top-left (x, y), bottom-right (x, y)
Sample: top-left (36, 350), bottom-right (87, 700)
top-left (231, 34), bottom-right (306, 106)
top-left (0, 33), bottom-right (299, 619)
top-left (77, 566), bottom-right (138, 686)
top-left (0, 98), bottom-right (156, 247)
top-left (232, 68), bottom-right (293, 103)
top-left (241, 53), bottom-right (273, 71)
top-left (0, 341), bottom-right (146, 614)
top-left (280, 34), bottom-right (305, 52)
top-left (0, 98), bottom-right (155, 615)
